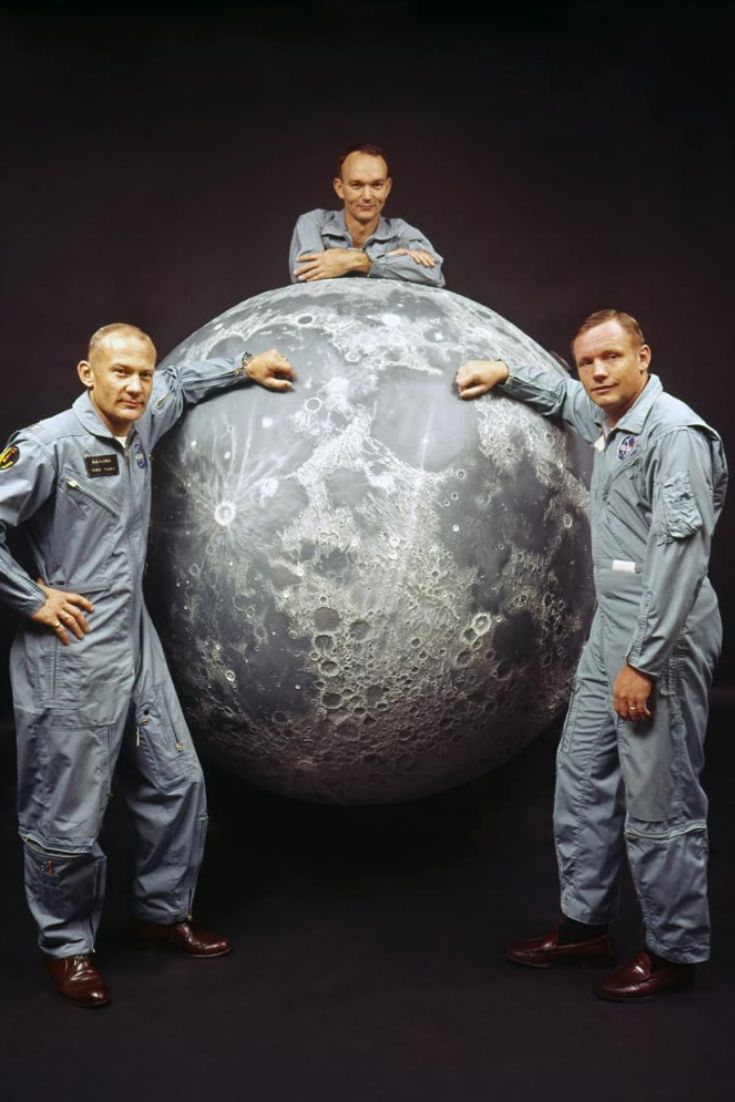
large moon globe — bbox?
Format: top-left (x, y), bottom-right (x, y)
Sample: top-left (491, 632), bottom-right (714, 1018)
top-left (148, 281), bottom-right (593, 803)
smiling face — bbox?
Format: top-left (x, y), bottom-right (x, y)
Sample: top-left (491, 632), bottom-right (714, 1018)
top-left (333, 151), bottom-right (392, 228)
top-left (77, 330), bottom-right (156, 436)
top-left (573, 319), bottom-right (651, 427)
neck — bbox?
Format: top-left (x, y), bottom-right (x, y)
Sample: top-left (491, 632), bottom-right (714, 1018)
top-left (344, 209), bottom-right (380, 247)
top-left (88, 393), bottom-right (130, 438)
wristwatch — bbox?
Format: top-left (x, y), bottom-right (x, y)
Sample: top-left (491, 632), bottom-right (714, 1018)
top-left (236, 351), bottom-right (254, 377)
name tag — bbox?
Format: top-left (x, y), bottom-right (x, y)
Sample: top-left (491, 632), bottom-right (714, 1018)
top-left (84, 454), bottom-right (119, 478)
top-left (612, 559), bottom-right (636, 574)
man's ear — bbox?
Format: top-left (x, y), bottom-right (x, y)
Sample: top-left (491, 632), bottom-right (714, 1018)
top-left (333, 175), bottom-right (345, 200)
top-left (384, 176), bottom-right (393, 199)
top-left (639, 344), bottom-right (652, 372)
top-left (77, 360), bottom-right (94, 388)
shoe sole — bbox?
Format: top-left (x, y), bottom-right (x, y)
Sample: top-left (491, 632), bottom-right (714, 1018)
top-left (506, 953), bottom-right (616, 970)
top-left (134, 941), bottom-right (233, 958)
top-left (596, 978), bottom-right (695, 1003)
top-left (57, 992), bottom-right (111, 1009)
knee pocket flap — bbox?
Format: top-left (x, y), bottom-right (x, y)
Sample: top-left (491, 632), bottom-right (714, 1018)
top-left (24, 841), bottom-right (105, 915)
top-left (625, 817), bottom-right (707, 843)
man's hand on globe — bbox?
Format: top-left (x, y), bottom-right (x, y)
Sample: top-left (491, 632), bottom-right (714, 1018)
top-left (246, 349), bottom-right (296, 391)
top-left (455, 359), bottom-right (509, 400)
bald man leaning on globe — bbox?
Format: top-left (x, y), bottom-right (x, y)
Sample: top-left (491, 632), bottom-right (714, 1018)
top-left (290, 143), bottom-right (445, 287)
top-left (0, 323), bottom-right (295, 1008)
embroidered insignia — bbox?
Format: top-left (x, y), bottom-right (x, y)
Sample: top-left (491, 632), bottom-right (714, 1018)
top-left (0, 445), bottom-right (19, 471)
top-left (84, 454), bottom-right (120, 478)
top-left (134, 442), bottom-right (147, 470)
top-left (616, 434), bottom-right (637, 462)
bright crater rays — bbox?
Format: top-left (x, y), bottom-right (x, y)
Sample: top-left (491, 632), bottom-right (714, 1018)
top-left (214, 501), bottom-right (236, 527)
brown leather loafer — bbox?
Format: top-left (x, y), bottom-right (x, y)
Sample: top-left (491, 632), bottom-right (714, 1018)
top-left (507, 926), bottom-right (615, 969)
top-left (597, 951), bottom-right (695, 1002)
top-left (46, 953), bottom-right (111, 1009)
top-left (132, 918), bottom-right (232, 958)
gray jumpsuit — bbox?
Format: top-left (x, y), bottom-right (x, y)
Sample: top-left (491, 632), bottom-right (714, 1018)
top-left (289, 209), bottom-right (446, 287)
top-left (0, 356), bottom-right (252, 956)
top-left (499, 366), bottom-right (727, 963)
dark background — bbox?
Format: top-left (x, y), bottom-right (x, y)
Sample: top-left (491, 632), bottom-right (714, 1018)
top-left (1, 3), bottom-right (734, 1099)
top-left (2, 0), bottom-right (733, 686)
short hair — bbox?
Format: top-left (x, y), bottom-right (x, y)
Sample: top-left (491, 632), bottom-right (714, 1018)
top-left (337, 143), bottom-right (389, 177)
top-left (88, 323), bottom-right (156, 362)
top-left (572, 309), bottom-right (646, 351)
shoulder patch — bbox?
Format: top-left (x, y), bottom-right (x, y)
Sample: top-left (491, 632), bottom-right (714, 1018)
top-left (0, 444), bottom-right (19, 471)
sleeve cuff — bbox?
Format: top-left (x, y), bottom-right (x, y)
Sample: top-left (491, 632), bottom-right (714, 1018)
top-left (365, 255), bottom-right (382, 278)
top-left (232, 351), bottom-right (254, 379)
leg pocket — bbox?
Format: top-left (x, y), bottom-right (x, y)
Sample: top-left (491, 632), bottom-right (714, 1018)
top-left (13, 626), bottom-right (83, 710)
top-left (135, 684), bottom-right (198, 790)
top-left (559, 680), bottom-right (582, 753)
top-left (618, 696), bottom-right (684, 822)
top-left (20, 716), bottom-right (113, 850)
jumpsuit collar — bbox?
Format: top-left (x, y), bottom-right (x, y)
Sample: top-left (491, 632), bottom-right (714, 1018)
top-left (72, 390), bottom-right (138, 448)
top-left (323, 209), bottom-right (394, 245)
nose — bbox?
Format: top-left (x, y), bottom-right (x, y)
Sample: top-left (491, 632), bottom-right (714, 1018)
top-left (126, 373), bottom-right (142, 394)
top-left (592, 358), bottom-right (608, 380)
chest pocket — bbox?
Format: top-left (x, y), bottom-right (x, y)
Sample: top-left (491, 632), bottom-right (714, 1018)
top-left (54, 467), bottom-right (120, 587)
top-left (600, 452), bottom-right (649, 538)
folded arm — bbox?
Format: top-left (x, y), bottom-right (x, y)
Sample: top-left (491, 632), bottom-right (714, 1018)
top-left (369, 229), bottom-right (445, 287)
top-left (290, 211), bottom-right (445, 287)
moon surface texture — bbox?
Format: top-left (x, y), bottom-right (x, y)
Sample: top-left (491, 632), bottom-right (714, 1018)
top-left (148, 281), bottom-right (594, 804)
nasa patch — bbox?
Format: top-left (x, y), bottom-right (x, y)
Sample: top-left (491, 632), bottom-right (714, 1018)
top-left (0, 445), bottom-right (19, 471)
top-left (616, 434), bottom-right (638, 462)
top-left (134, 442), bottom-right (147, 470)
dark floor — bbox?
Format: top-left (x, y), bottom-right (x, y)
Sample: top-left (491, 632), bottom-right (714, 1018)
top-left (1, 706), bottom-right (733, 1102)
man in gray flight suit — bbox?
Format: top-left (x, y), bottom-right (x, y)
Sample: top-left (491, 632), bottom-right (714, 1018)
top-left (0, 323), bottom-right (296, 1008)
top-left (455, 309), bottom-right (727, 1002)
top-left (290, 143), bottom-right (445, 287)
